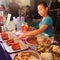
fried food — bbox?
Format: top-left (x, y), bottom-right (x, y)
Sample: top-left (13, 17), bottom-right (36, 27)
top-left (7, 39), bottom-right (14, 46)
top-left (12, 42), bottom-right (20, 50)
top-left (52, 45), bottom-right (60, 54)
top-left (27, 36), bottom-right (38, 45)
top-left (1, 32), bottom-right (9, 40)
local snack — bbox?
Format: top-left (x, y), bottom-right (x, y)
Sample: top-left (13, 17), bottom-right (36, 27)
top-left (43, 38), bottom-right (51, 46)
top-left (27, 36), bottom-right (38, 45)
top-left (1, 32), bottom-right (9, 40)
top-left (12, 42), bottom-right (20, 50)
top-left (52, 45), bottom-right (60, 54)
top-left (14, 52), bottom-right (38, 60)
top-left (7, 39), bottom-right (14, 46)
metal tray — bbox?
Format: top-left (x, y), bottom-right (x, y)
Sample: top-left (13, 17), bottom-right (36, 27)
top-left (1, 32), bottom-right (29, 54)
top-left (14, 50), bottom-right (40, 60)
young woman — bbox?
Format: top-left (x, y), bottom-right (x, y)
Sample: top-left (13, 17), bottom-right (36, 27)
top-left (19, 2), bottom-right (54, 40)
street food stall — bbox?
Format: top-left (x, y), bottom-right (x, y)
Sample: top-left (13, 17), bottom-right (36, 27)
top-left (0, 28), bottom-right (60, 60)
top-left (0, 15), bottom-right (60, 60)
top-left (0, 11), bottom-right (60, 60)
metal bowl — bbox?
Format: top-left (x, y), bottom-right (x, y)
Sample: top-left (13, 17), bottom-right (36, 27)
top-left (26, 36), bottom-right (38, 49)
top-left (14, 50), bottom-right (40, 60)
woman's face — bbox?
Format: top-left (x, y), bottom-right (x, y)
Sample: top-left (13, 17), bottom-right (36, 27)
top-left (37, 4), bottom-right (48, 17)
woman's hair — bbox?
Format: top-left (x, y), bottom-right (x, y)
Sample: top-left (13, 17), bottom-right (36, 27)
top-left (38, 2), bottom-right (48, 8)
top-left (38, 2), bottom-right (49, 14)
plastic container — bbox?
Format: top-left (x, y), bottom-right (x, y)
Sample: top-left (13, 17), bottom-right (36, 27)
top-left (21, 23), bottom-right (25, 32)
top-left (14, 50), bottom-right (40, 60)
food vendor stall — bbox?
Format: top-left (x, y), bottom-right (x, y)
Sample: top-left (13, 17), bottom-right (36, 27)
top-left (0, 18), bottom-right (60, 60)
top-left (0, 30), bottom-right (60, 60)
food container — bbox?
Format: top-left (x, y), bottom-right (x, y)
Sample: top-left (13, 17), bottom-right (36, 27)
top-left (1, 32), bottom-right (29, 53)
top-left (14, 50), bottom-right (40, 60)
top-left (26, 36), bottom-right (38, 50)
top-left (37, 34), bottom-right (52, 46)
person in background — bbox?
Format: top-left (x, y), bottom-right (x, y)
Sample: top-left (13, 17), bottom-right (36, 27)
top-left (49, 0), bottom-right (60, 33)
top-left (19, 2), bottom-right (54, 40)
top-left (8, 0), bottom-right (20, 20)
top-left (24, 5), bottom-right (33, 26)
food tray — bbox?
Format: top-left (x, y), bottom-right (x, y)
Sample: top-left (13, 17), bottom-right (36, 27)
top-left (1, 32), bottom-right (29, 54)
top-left (14, 50), bottom-right (40, 60)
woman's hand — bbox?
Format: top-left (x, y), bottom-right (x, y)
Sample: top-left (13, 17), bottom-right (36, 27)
top-left (18, 34), bottom-right (25, 39)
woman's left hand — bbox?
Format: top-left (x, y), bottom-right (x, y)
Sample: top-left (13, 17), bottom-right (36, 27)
top-left (18, 34), bottom-right (26, 39)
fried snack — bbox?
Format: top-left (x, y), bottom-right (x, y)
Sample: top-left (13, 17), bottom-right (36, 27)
top-left (35, 45), bottom-right (45, 53)
top-left (14, 52), bottom-right (31, 60)
top-left (7, 39), bottom-right (14, 46)
top-left (12, 42), bottom-right (20, 50)
top-left (43, 38), bottom-right (51, 46)
top-left (1, 32), bottom-right (9, 40)
top-left (41, 53), bottom-right (53, 60)
top-left (27, 36), bottom-right (38, 45)
top-left (52, 53), bottom-right (60, 60)
top-left (52, 45), bottom-right (60, 54)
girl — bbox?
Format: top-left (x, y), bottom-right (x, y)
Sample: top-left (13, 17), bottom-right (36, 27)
top-left (19, 2), bottom-right (54, 40)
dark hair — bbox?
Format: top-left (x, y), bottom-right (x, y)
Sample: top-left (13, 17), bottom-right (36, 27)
top-left (38, 2), bottom-right (48, 8)
top-left (38, 2), bottom-right (49, 15)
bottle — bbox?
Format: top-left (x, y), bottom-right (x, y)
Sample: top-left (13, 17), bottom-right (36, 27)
top-left (21, 23), bottom-right (25, 32)
top-left (20, 16), bottom-right (25, 24)
top-left (13, 17), bottom-right (16, 24)
top-left (25, 23), bottom-right (29, 31)
top-left (13, 17), bottom-right (17, 31)
top-left (16, 17), bottom-right (20, 30)
top-left (20, 16), bottom-right (25, 32)
top-left (21, 23), bottom-right (29, 32)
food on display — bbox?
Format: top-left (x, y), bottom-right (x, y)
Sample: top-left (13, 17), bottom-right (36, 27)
top-left (1, 32), bottom-right (8, 36)
top-left (1, 32), bottom-right (9, 40)
top-left (12, 42), bottom-right (20, 50)
top-left (35, 45), bottom-right (45, 53)
top-left (27, 36), bottom-right (38, 45)
top-left (1, 32), bottom-right (60, 60)
top-left (7, 39), bottom-right (15, 46)
top-left (52, 53), bottom-right (60, 60)
top-left (52, 45), bottom-right (60, 54)
top-left (1, 32), bottom-right (29, 53)
top-left (43, 38), bottom-right (51, 46)
top-left (35, 43), bottom-right (60, 60)
top-left (14, 51), bottom-right (39, 60)
top-left (41, 53), bottom-right (53, 60)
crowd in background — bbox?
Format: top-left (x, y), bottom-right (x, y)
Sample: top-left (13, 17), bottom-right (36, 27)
top-left (0, 0), bottom-right (60, 31)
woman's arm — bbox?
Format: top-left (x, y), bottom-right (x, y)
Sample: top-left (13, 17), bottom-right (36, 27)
top-left (19, 24), bottom-right (48, 39)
